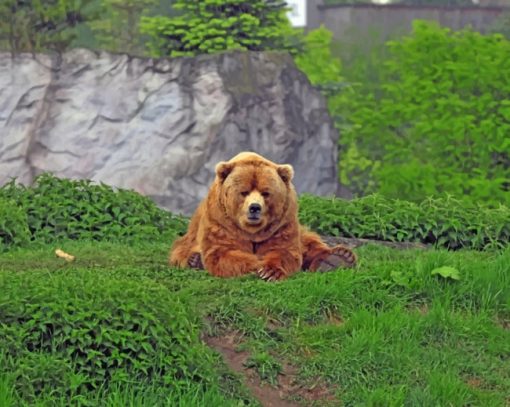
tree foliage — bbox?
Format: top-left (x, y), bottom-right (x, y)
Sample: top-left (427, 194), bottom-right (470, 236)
top-left (489, 11), bottom-right (510, 41)
top-left (294, 25), bottom-right (350, 125)
top-left (88, 0), bottom-right (157, 55)
top-left (324, 0), bottom-right (475, 5)
top-left (0, 0), bottom-right (98, 53)
top-left (338, 21), bottom-right (510, 206)
top-left (140, 0), bottom-right (301, 57)
top-left (294, 26), bottom-right (342, 92)
top-left (394, 0), bottom-right (475, 5)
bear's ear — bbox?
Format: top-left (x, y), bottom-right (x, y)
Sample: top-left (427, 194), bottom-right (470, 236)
top-left (277, 164), bottom-right (294, 184)
top-left (215, 161), bottom-right (235, 183)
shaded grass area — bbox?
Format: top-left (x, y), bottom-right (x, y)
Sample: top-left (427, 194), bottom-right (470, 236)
top-left (1, 241), bottom-right (509, 405)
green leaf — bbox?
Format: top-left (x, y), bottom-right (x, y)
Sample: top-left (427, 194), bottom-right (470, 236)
top-left (390, 271), bottom-right (410, 288)
top-left (431, 266), bottom-right (461, 281)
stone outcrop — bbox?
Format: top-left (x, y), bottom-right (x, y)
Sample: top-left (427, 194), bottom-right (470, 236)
top-left (0, 49), bottom-right (340, 215)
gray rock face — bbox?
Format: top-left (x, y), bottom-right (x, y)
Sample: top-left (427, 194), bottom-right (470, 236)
top-left (0, 49), bottom-right (340, 215)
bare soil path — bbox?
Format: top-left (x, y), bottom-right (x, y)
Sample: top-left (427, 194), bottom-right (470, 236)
top-left (205, 333), bottom-right (336, 407)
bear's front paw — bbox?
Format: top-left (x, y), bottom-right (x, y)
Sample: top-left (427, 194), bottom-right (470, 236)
top-left (188, 252), bottom-right (204, 270)
top-left (257, 265), bottom-right (286, 282)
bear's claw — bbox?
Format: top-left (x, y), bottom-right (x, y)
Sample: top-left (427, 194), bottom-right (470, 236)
top-left (316, 246), bottom-right (356, 272)
top-left (257, 266), bottom-right (286, 282)
top-left (188, 252), bottom-right (204, 270)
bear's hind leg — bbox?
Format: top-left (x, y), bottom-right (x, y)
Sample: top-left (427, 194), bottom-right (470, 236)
top-left (169, 235), bottom-right (194, 268)
top-left (311, 245), bottom-right (357, 272)
top-left (170, 240), bottom-right (204, 270)
top-left (169, 206), bottom-right (204, 269)
top-left (301, 229), bottom-right (357, 272)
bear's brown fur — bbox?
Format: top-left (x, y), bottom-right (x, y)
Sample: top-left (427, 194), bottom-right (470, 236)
top-left (169, 152), bottom-right (356, 281)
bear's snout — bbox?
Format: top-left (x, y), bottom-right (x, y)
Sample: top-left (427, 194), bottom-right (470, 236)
top-left (249, 203), bottom-right (262, 215)
top-left (243, 192), bottom-right (265, 225)
top-left (247, 202), bottom-right (262, 221)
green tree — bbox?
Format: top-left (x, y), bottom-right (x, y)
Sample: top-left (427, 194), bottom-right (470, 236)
top-left (395, 0), bottom-right (474, 5)
top-left (88, 0), bottom-right (157, 55)
top-left (489, 11), bottom-right (510, 40)
top-left (339, 21), bottom-right (510, 206)
top-left (0, 0), bottom-right (97, 54)
top-left (294, 26), bottom-right (347, 122)
top-left (139, 0), bottom-right (301, 57)
top-left (323, 0), bottom-right (375, 4)
top-left (294, 26), bottom-right (342, 90)
top-left (294, 26), bottom-right (378, 195)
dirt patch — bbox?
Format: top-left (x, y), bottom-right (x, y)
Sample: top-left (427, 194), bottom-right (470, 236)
top-left (278, 363), bottom-right (337, 406)
top-left (205, 332), bottom-right (337, 407)
top-left (466, 377), bottom-right (483, 389)
top-left (498, 318), bottom-right (509, 330)
top-left (407, 303), bottom-right (429, 316)
top-left (326, 313), bottom-right (344, 326)
top-left (417, 303), bottom-right (429, 315)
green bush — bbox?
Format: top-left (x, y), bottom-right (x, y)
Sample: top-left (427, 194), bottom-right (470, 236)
top-left (298, 194), bottom-right (510, 250)
top-left (0, 173), bottom-right (188, 245)
top-left (140, 0), bottom-right (300, 57)
top-left (0, 198), bottom-right (30, 252)
top-left (0, 269), bottom-right (212, 402)
top-left (338, 21), bottom-right (510, 207)
top-left (2, 174), bottom-right (507, 252)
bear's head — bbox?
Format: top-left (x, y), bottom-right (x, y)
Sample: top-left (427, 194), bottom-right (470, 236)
top-left (214, 152), bottom-right (295, 234)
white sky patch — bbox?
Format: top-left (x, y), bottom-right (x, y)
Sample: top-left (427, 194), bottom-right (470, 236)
top-left (287, 0), bottom-right (307, 27)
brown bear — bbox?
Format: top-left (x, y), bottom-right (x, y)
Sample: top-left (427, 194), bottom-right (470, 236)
top-left (169, 152), bottom-right (356, 281)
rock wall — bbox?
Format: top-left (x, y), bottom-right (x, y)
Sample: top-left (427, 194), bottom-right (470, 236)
top-left (0, 49), bottom-right (340, 215)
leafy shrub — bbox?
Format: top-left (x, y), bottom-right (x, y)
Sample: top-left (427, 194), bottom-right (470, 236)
top-left (0, 173), bottom-right (188, 245)
top-left (140, 0), bottom-right (300, 57)
top-left (338, 21), bottom-right (510, 206)
top-left (0, 269), bottom-right (213, 402)
top-left (4, 174), bottom-right (507, 253)
top-left (298, 194), bottom-right (510, 250)
top-left (9, 352), bottom-right (73, 403)
top-left (0, 198), bottom-right (30, 252)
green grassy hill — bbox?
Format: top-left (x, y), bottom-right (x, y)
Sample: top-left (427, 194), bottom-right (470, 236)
top-left (1, 240), bottom-right (508, 406)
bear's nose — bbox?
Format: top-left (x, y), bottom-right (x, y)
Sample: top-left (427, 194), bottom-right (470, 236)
top-left (249, 203), bottom-right (262, 214)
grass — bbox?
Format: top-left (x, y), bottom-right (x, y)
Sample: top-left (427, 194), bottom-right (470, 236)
top-left (1, 240), bottom-right (509, 406)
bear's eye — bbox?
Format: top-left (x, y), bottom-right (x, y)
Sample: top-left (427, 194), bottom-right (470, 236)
top-left (261, 192), bottom-right (270, 198)
top-left (240, 191), bottom-right (250, 197)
